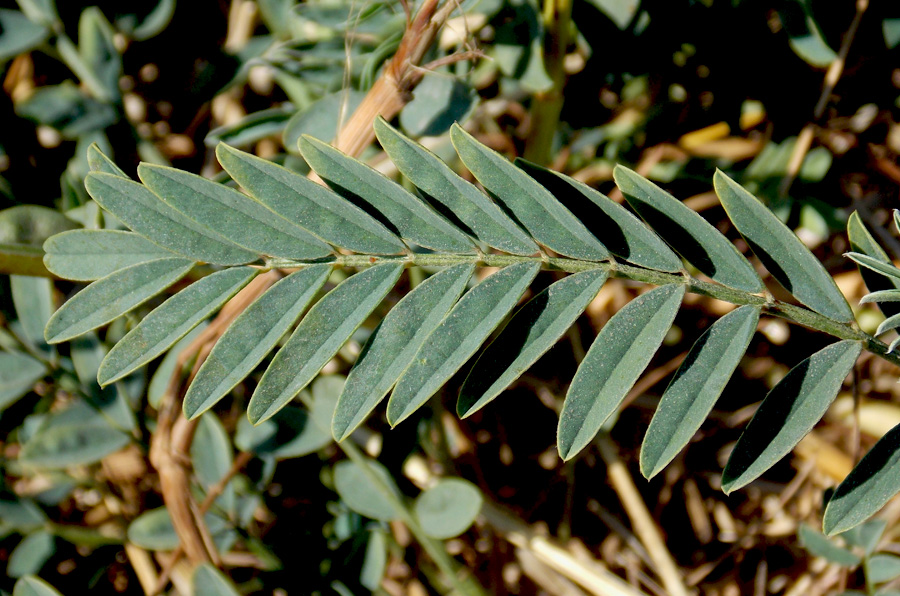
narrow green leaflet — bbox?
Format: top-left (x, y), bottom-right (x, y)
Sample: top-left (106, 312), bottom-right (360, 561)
top-left (798, 524), bottom-right (861, 566)
top-left (450, 124), bottom-right (609, 261)
top-left (191, 414), bottom-right (235, 515)
top-left (8, 531), bottom-right (54, 578)
top-left (44, 230), bottom-right (176, 281)
top-left (299, 135), bottom-right (476, 253)
top-left (98, 267), bottom-right (257, 385)
top-left (333, 459), bottom-right (402, 522)
top-left (84, 172), bottom-right (257, 265)
top-left (722, 340), bottom-right (862, 493)
top-left (193, 563), bottom-right (240, 596)
top-left (824, 421), bottom-right (900, 535)
top-left (374, 117), bottom-right (537, 256)
top-left (558, 284), bottom-right (685, 461)
top-left (184, 265), bottom-right (332, 419)
top-left (333, 263), bottom-right (475, 441)
top-left (44, 257), bottom-right (195, 344)
top-left (847, 212), bottom-right (900, 315)
top-left (249, 263), bottom-right (404, 424)
top-left (13, 576), bottom-right (64, 596)
top-left (861, 290), bottom-right (900, 303)
top-left (10, 275), bottom-right (53, 347)
top-left (87, 143), bottom-right (127, 177)
top-left (0, 352), bottom-right (46, 411)
top-left (714, 170), bottom-right (853, 322)
top-left (640, 305), bottom-right (760, 479)
top-left (138, 163), bottom-right (332, 260)
top-left (846, 252), bottom-right (900, 283)
top-left (516, 160), bottom-right (683, 273)
top-left (20, 423), bottom-right (130, 468)
top-left (387, 262), bottom-right (540, 426)
top-left (216, 144), bottom-right (405, 255)
top-left (614, 166), bottom-right (763, 293)
top-left (413, 478), bottom-right (483, 539)
top-left (459, 269), bottom-right (609, 417)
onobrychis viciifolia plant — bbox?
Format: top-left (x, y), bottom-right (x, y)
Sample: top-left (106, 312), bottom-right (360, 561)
top-left (38, 116), bottom-right (900, 538)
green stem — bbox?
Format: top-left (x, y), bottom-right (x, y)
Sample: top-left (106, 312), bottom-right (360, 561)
top-left (339, 440), bottom-right (487, 596)
top-left (522, 0), bottom-right (572, 165)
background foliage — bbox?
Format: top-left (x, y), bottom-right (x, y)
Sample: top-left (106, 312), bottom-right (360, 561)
top-left (1, 0), bottom-right (900, 595)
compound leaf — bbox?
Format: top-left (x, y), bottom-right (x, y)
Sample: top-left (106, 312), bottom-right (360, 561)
top-left (184, 265), bottom-right (332, 419)
top-left (640, 305), bottom-right (760, 479)
top-left (299, 135), bottom-right (475, 253)
top-left (333, 263), bottom-right (475, 441)
top-left (516, 159), bottom-right (683, 272)
top-left (614, 166), bottom-right (763, 293)
top-left (43, 230), bottom-right (176, 281)
top-left (216, 143), bottom-right (405, 255)
top-left (451, 124), bottom-right (609, 261)
top-left (387, 262), bottom-right (540, 426)
top-left (44, 257), bottom-right (195, 344)
top-left (374, 117), bottom-right (537, 256)
top-left (458, 268), bottom-right (609, 417)
top-left (714, 170), bottom-right (853, 322)
top-left (99, 267), bottom-right (257, 386)
top-left (723, 340), bottom-right (861, 493)
top-left (824, 421), bottom-right (900, 535)
top-left (84, 172), bottom-right (257, 265)
top-left (558, 284), bottom-right (685, 461)
top-left (138, 163), bottom-right (332, 260)
top-left (249, 263), bottom-right (404, 424)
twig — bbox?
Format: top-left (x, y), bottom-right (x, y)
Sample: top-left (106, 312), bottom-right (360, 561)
top-left (779, 0), bottom-right (869, 197)
top-left (596, 434), bottom-right (690, 596)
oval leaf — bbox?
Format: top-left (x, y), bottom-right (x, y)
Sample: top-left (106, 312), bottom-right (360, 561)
top-left (299, 135), bottom-right (475, 253)
top-left (13, 576), bottom-right (63, 596)
top-left (722, 340), bottom-right (862, 493)
top-left (614, 166), bottom-right (763, 292)
top-left (20, 423), bottom-right (130, 468)
top-left (824, 421), bottom-right (900, 535)
top-left (216, 143), bottom-right (405, 255)
top-left (85, 172), bottom-right (257, 265)
top-left (99, 267), bottom-right (256, 385)
top-left (0, 352), bottom-right (47, 411)
top-left (184, 265), bottom-right (332, 419)
top-left (333, 459), bottom-right (402, 521)
top-left (798, 524), bottom-right (861, 566)
top-left (459, 268), bottom-right (609, 417)
top-left (414, 478), bottom-right (483, 539)
top-left (558, 284), bottom-right (685, 461)
top-left (374, 117), bottom-right (537, 256)
top-left (8, 531), bottom-right (55, 578)
top-left (388, 262), bottom-right (540, 426)
top-left (138, 163), bottom-right (332, 260)
top-left (714, 170), bottom-right (853, 322)
top-left (868, 554), bottom-right (900, 583)
top-left (249, 263), bottom-right (404, 424)
top-left (44, 257), bottom-right (195, 344)
top-left (193, 563), bottom-right (240, 596)
top-left (43, 230), bottom-right (177, 281)
top-left (451, 124), bottom-right (608, 261)
top-left (640, 305), bottom-right (760, 479)
top-left (516, 159), bottom-right (683, 272)
top-left (333, 263), bottom-right (475, 441)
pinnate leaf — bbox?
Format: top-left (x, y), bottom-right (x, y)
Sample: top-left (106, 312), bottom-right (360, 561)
top-left (44, 257), bottom-right (195, 344)
top-left (714, 170), bottom-right (853, 322)
top-left (458, 268), bottom-right (609, 417)
top-left (722, 340), bottom-right (861, 493)
top-left (249, 263), bottom-right (404, 424)
top-left (333, 263), bottom-right (475, 441)
top-left (84, 172), bottom-right (257, 265)
top-left (558, 284), bottom-right (685, 460)
top-left (138, 163), bottom-right (332, 260)
top-left (374, 117), bottom-right (537, 256)
top-left (300, 135), bottom-right (475, 253)
top-left (640, 305), bottom-right (760, 479)
top-left (184, 265), bottom-right (332, 419)
top-left (614, 166), bottom-right (763, 292)
top-left (451, 124), bottom-right (609, 261)
top-left (824, 421), bottom-right (900, 535)
top-left (388, 262), bottom-right (540, 426)
top-left (216, 143), bottom-right (405, 255)
top-left (43, 230), bottom-right (176, 281)
top-left (98, 267), bottom-right (257, 386)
